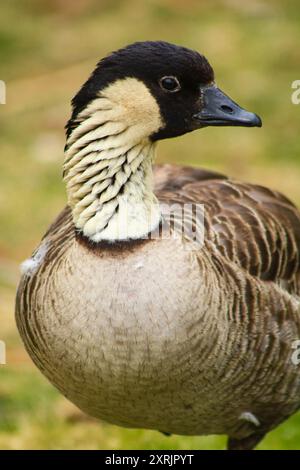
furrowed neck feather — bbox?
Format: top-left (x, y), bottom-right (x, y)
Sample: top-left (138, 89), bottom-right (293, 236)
top-left (63, 78), bottom-right (163, 242)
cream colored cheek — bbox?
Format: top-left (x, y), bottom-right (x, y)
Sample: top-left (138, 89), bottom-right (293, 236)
top-left (100, 77), bottom-right (164, 136)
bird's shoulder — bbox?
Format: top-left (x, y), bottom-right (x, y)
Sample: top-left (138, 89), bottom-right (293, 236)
top-left (155, 164), bottom-right (300, 290)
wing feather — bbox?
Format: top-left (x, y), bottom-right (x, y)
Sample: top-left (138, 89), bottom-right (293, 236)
top-left (155, 164), bottom-right (300, 292)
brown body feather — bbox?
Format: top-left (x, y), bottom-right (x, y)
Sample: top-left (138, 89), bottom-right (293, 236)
top-left (155, 165), bottom-right (300, 287)
top-left (16, 165), bottom-right (300, 450)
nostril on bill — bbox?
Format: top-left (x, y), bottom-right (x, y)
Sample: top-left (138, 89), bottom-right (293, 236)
top-left (220, 105), bottom-right (234, 114)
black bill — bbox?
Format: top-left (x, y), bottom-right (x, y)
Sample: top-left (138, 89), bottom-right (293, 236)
top-left (194, 86), bottom-right (262, 128)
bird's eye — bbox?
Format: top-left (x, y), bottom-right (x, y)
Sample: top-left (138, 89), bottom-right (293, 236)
top-left (159, 76), bottom-right (181, 93)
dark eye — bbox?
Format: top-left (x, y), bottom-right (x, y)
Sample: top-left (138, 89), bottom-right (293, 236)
top-left (159, 76), bottom-right (181, 93)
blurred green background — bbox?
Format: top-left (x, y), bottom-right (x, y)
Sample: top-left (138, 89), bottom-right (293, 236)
top-left (1, 0), bottom-right (300, 450)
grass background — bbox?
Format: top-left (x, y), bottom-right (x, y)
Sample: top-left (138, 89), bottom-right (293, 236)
top-left (0, 0), bottom-right (300, 449)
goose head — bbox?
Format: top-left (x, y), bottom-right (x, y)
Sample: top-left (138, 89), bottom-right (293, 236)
top-left (66, 41), bottom-right (261, 144)
top-left (64, 41), bottom-right (262, 242)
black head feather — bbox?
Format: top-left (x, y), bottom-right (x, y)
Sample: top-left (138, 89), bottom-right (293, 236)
top-left (66, 41), bottom-right (214, 140)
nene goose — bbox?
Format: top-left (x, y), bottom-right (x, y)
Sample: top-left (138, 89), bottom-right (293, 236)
top-left (16, 41), bottom-right (300, 450)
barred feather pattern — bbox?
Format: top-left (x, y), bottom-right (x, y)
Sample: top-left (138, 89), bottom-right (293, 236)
top-left (16, 164), bottom-right (300, 450)
top-left (63, 91), bottom-right (161, 241)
